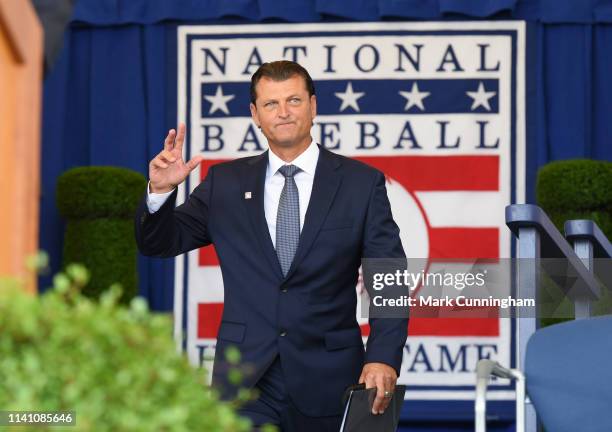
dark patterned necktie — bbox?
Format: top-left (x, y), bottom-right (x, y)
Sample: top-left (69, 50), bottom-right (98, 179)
top-left (276, 165), bottom-right (300, 276)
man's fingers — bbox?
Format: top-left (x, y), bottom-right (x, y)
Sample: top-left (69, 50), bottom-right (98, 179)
top-left (151, 158), bottom-right (168, 169)
top-left (363, 374), bottom-right (377, 392)
top-left (359, 364), bottom-right (398, 416)
top-left (153, 150), bottom-right (175, 169)
top-left (371, 375), bottom-right (387, 414)
top-left (164, 129), bottom-right (176, 151)
top-left (385, 376), bottom-right (396, 394)
top-left (175, 123), bottom-right (186, 152)
top-left (363, 374), bottom-right (381, 414)
top-left (158, 150), bottom-right (176, 164)
top-left (186, 155), bottom-right (204, 171)
top-left (382, 376), bottom-right (395, 412)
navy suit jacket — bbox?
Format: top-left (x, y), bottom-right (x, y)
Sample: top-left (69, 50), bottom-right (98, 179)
top-left (135, 146), bottom-right (408, 417)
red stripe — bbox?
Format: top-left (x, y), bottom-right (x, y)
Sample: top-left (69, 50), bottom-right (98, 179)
top-left (414, 227), bottom-right (500, 336)
top-left (429, 227), bottom-right (499, 259)
top-left (409, 317), bottom-right (499, 336)
top-left (199, 159), bottom-right (229, 181)
top-left (361, 317), bottom-right (499, 337)
top-left (355, 156), bottom-right (499, 191)
top-left (199, 246), bottom-right (220, 266)
top-left (202, 308), bottom-right (498, 339)
top-left (360, 324), bottom-right (370, 336)
top-left (198, 303), bottom-right (224, 339)
top-left (197, 159), bottom-right (228, 266)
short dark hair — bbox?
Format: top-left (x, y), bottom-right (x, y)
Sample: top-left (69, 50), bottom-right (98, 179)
top-left (250, 60), bottom-right (315, 104)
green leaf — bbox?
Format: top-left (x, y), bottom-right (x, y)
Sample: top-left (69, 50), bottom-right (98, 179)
top-left (25, 250), bottom-right (49, 273)
top-left (130, 297), bottom-right (149, 315)
top-left (53, 273), bottom-right (70, 293)
top-left (0, 266), bottom-right (251, 432)
top-left (261, 423), bottom-right (280, 432)
top-left (228, 368), bottom-right (243, 386)
top-left (224, 345), bottom-right (242, 365)
top-left (66, 263), bottom-right (90, 286)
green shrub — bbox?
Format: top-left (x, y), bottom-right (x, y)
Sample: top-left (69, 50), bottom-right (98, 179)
top-left (0, 264), bottom-right (252, 432)
top-left (536, 159), bottom-right (612, 214)
top-left (56, 167), bottom-right (147, 303)
top-left (546, 210), bottom-right (612, 243)
top-left (56, 167), bottom-right (147, 219)
top-left (536, 159), bottom-right (612, 325)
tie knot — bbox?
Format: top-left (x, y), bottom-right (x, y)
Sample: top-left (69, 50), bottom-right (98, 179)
top-left (278, 164), bottom-right (300, 178)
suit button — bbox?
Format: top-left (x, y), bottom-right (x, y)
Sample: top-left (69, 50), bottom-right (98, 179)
top-left (281, 288), bottom-right (288, 293)
top-left (279, 330), bottom-right (287, 337)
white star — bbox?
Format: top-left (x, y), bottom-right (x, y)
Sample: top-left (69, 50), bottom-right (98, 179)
top-left (334, 82), bottom-right (365, 112)
top-left (203, 85), bottom-right (235, 115)
top-left (398, 82), bottom-right (430, 111)
top-left (466, 82), bottom-right (496, 111)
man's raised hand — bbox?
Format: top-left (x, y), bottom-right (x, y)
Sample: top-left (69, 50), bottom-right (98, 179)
top-left (149, 123), bottom-right (204, 193)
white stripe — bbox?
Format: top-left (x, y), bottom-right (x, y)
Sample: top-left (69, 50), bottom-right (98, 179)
top-left (415, 191), bottom-right (505, 227)
top-left (404, 390), bottom-right (514, 400)
top-left (173, 254), bottom-right (184, 353)
top-left (188, 259), bottom-right (225, 303)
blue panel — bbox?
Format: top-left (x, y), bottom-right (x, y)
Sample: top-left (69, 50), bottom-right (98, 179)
top-left (542, 26), bottom-right (591, 160)
top-left (593, 26), bottom-right (612, 161)
top-left (67, 0), bottom-right (612, 23)
top-left (379, 0), bottom-right (441, 19)
top-left (439, 0), bottom-right (518, 18)
top-left (540, 0), bottom-right (595, 23)
top-left (315, 0), bottom-right (379, 20)
top-left (260, 0), bottom-right (320, 21)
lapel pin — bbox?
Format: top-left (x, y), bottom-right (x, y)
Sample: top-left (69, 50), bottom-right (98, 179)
top-left (244, 192), bottom-right (252, 199)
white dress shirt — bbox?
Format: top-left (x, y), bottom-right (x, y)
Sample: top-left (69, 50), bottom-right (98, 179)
top-left (146, 140), bottom-right (320, 248)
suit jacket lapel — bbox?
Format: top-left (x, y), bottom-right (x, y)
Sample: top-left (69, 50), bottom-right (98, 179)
top-left (242, 151), bottom-right (284, 280)
top-left (284, 147), bottom-right (342, 281)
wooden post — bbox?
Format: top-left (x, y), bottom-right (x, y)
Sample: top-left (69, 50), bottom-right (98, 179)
top-left (0, 0), bottom-right (43, 293)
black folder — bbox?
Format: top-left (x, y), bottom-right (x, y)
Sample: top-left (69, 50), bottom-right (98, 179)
top-left (339, 384), bottom-right (406, 432)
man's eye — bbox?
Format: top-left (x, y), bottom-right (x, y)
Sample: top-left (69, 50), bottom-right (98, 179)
top-left (290, 98), bottom-right (300, 104)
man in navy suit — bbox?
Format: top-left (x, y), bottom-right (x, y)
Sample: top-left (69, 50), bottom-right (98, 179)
top-left (135, 61), bottom-right (408, 431)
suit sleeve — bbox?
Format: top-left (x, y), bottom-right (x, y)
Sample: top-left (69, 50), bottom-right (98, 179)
top-left (361, 170), bottom-right (408, 376)
top-left (134, 167), bottom-right (214, 258)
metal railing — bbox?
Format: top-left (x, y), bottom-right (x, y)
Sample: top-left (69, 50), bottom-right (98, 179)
top-left (475, 204), bottom-right (608, 432)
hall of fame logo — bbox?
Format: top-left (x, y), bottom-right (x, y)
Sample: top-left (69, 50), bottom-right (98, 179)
top-left (175, 21), bottom-right (526, 402)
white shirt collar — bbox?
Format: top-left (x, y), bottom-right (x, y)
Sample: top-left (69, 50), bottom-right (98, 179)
top-left (268, 140), bottom-right (319, 176)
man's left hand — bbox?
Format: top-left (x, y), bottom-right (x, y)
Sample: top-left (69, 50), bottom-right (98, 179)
top-left (358, 362), bottom-right (397, 415)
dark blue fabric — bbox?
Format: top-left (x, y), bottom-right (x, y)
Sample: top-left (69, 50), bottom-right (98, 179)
top-left (238, 357), bottom-right (342, 431)
top-left (439, 0), bottom-right (518, 18)
top-left (68, 0), bottom-right (612, 23)
top-left (40, 0), bottom-right (612, 316)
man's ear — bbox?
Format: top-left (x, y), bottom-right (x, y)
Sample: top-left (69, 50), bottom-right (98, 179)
top-left (249, 102), bottom-right (260, 128)
top-left (310, 95), bottom-right (317, 119)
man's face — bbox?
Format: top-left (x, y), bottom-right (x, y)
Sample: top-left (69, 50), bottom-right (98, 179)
top-left (250, 75), bottom-right (317, 151)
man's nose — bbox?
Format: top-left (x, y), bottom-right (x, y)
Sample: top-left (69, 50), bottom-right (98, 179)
top-left (277, 103), bottom-right (289, 118)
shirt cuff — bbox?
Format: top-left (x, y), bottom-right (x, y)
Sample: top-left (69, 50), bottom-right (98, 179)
top-left (146, 181), bottom-right (175, 213)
